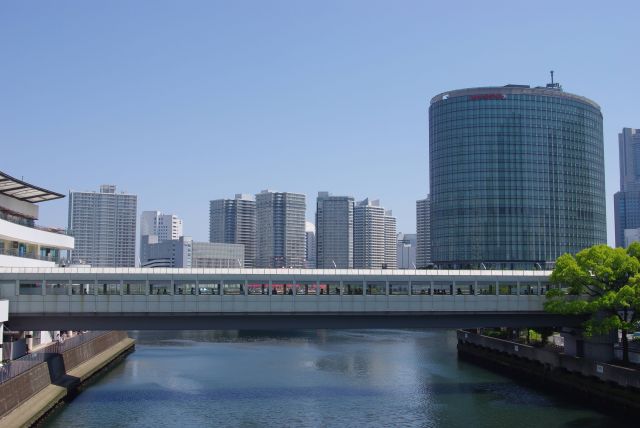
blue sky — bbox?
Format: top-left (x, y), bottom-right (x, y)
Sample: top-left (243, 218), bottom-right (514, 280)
top-left (1, 1), bottom-right (638, 245)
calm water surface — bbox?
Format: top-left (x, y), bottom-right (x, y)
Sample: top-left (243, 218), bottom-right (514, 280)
top-left (43, 330), bottom-right (617, 428)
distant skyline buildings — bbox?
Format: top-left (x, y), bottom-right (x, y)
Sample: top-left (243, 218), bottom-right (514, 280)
top-left (305, 221), bottom-right (316, 269)
top-left (614, 128), bottom-right (640, 248)
top-left (209, 194), bottom-right (256, 267)
top-left (68, 185), bottom-right (137, 267)
top-left (397, 233), bottom-right (417, 269)
top-left (416, 196), bottom-right (431, 268)
top-left (140, 210), bottom-right (183, 265)
top-left (353, 198), bottom-right (396, 269)
top-left (315, 192), bottom-right (354, 269)
top-left (255, 190), bottom-right (306, 268)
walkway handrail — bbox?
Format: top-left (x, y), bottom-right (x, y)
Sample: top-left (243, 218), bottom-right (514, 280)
top-left (0, 331), bottom-right (110, 384)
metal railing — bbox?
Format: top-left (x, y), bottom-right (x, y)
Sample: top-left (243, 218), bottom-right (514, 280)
top-left (0, 331), bottom-right (110, 384)
top-left (0, 248), bottom-right (60, 263)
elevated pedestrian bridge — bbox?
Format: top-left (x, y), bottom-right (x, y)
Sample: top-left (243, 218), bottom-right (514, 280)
top-left (0, 267), bottom-right (578, 330)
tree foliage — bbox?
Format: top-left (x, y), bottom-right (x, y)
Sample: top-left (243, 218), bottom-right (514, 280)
top-left (545, 244), bottom-right (640, 361)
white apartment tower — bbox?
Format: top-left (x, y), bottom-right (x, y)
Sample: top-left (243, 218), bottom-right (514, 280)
top-left (315, 192), bottom-right (354, 269)
top-left (384, 211), bottom-right (397, 269)
top-left (416, 196), bottom-right (431, 268)
top-left (353, 198), bottom-right (385, 269)
top-left (209, 194), bottom-right (256, 267)
top-left (255, 190), bottom-right (306, 268)
top-left (68, 185), bottom-right (137, 267)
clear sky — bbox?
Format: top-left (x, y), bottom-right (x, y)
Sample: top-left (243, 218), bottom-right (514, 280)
top-left (1, 1), bottom-right (638, 245)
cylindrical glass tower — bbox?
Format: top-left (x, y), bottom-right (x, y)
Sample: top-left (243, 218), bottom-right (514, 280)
top-left (429, 85), bottom-right (606, 269)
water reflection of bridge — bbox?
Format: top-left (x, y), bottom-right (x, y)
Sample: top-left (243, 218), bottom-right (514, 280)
top-left (0, 267), bottom-right (580, 330)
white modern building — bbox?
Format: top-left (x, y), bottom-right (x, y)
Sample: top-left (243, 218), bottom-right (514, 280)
top-left (0, 170), bottom-right (75, 356)
top-left (384, 211), bottom-right (397, 269)
top-left (0, 171), bottom-right (74, 268)
top-left (354, 199), bottom-right (385, 269)
top-left (305, 221), bottom-right (316, 269)
top-left (192, 241), bottom-right (244, 268)
top-left (255, 190), bottom-right (306, 268)
top-left (397, 233), bottom-right (417, 269)
top-left (416, 196), bottom-right (431, 268)
top-left (68, 185), bottom-right (137, 267)
top-left (141, 236), bottom-right (244, 268)
top-left (210, 194), bottom-right (256, 267)
top-left (141, 235), bottom-right (192, 268)
top-left (315, 192), bottom-right (354, 269)
top-left (140, 211), bottom-right (183, 266)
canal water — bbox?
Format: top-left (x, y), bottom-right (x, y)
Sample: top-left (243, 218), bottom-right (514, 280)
top-left (43, 330), bottom-right (617, 428)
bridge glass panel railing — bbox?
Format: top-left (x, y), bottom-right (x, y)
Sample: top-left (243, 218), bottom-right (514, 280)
top-left (46, 281), bottom-right (68, 295)
top-left (223, 281), bottom-right (244, 295)
top-left (198, 281), bottom-right (220, 295)
top-left (150, 281), bottom-right (172, 295)
top-left (247, 280), bottom-right (269, 295)
top-left (498, 283), bottom-right (518, 295)
top-left (71, 281), bottom-right (93, 295)
top-left (344, 281), bottom-right (364, 295)
top-left (174, 280), bottom-right (197, 295)
top-left (519, 282), bottom-right (539, 295)
top-left (295, 282), bottom-right (317, 295)
top-left (389, 281), bottom-right (409, 295)
top-left (319, 281), bottom-right (340, 295)
top-left (411, 281), bottom-right (431, 295)
top-left (19, 280), bottom-right (42, 295)
top-left (433, 281), bottom-right (453, 295)
top-left (96, 282), bottom-right (121, 295)
top-left (477, 281), bottom-right (496, 295)
top-left (454, 282), bottom-right (474, 295)
top-left (271, 282), bottom-right (294, 295)
top-left (124, 281), bottom-right (146, 295)
top-left (540, 282), bottom-right (553, 295)
top-left (365, 281), bottom-right (384, 295)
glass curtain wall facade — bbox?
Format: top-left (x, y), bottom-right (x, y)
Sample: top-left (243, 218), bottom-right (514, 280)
top-left (429, 85), bottom-right (606, 269)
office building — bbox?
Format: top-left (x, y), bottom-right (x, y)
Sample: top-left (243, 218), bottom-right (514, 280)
top-left (397, 233), bottom-right (416, 269)
top-left (140, 211), bottom-right (183, 265)
top-left (255, 190), bottom-right (306, 268)
top-left (416, 196), bottom-right (431, 268)
top-left (305, 221), bottom-right (316, 269)
top-left (315, 192), bottom-right (354, 268)
top-left (429, 83), bottom-right (606, 268)
top-left (68, 185), bottom-right (137, 267)
top-left (209, 194), bottom-right (256, 267)
top-left (384, 211), bottom-right (397, 269)
top-left (141, 236), bottom-right (243, 268)
top-left (614, 128), bottom-right (640, 247)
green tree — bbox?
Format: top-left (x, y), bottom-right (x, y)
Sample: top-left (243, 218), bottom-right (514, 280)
top-left (545, 244), bottom-right (640, 364)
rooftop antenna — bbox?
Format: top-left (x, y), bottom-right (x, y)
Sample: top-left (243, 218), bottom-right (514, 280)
top-left (550, 70), bottom-right (554, 85)
top-left (546, 70), bottom-right (561, 90)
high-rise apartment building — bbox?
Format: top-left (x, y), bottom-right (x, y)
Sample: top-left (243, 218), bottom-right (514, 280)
top-left (315, 192), bottom-right (354, 268)
top-left (430, 84), bottom-right (606, 268)
top-left (209, 194), bottom-right (256, 267)
top-left (416, 196), bottom-right (431, 268)
top-left (384, 211), bottom-right (397, 269)
top-left (353, 199), bottom-right (385, 269)
top-left (68, 185), bottom-right (137, 267)
top-left (255, 190), bottom-right (306, 268)
top-left (614, 128), bottom-right (640, 247)
top-left (305, 221), bottom-right (316, 269)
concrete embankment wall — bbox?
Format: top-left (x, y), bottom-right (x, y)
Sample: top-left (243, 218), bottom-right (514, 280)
top-left (457, 330), bottom-right (640, 415)
top-left (0, 331), bottom-right (134, 427)
top-left (0, 362), bottom-right (51, 417)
